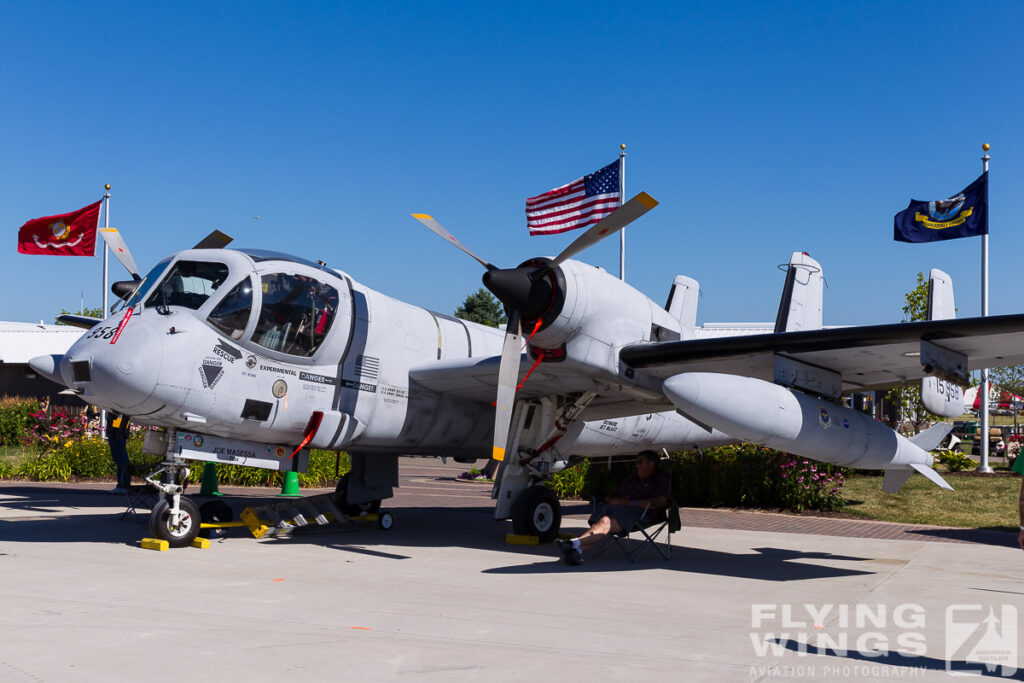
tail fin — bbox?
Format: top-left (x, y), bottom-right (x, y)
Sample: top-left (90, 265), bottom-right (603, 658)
top-left (910, 422), bottom-right (953, 452)
top-left (774, 252), bottom-right (823, 332)
top-left (920, 268), bottom-right (966, 417)
top-left (882, 424), bottom-right (956, 493)
top-left (665, 275), bottom-right (699, 333)
top-left (882, 464), bottom-right (954, 492)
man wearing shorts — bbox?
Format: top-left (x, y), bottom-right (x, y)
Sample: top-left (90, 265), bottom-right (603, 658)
top-left (556, 450), bottom-right (670, 565)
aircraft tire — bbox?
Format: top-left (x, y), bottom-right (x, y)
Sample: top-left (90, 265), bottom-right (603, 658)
top-left (149, 497), bottom-right (201, 548)
top-left (512, 485), bottom-right (561, 542)
top-left (334, 473), bottom-right (382, 516)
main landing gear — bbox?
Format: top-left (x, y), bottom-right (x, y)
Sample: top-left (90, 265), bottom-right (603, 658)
top-left (511, 485), bottom-right (561, 542)
top-left (334, 473), bottom-right (382, 516)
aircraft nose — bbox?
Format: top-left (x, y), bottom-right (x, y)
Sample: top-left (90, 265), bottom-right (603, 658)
top-left (64, 317), bottom-right (164, 414)
top-left (28, 354), bottom-right (66, 387)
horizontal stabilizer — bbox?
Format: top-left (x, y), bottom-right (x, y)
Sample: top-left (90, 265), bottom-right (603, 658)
top-left (910, 462), bottom-right (954, 490)
top-left (910, 422), bottom-right (953, 452)
top-left (882, 469), bottom-right (914, 493)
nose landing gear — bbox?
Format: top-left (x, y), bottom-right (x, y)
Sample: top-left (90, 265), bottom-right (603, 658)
top-left (144, 462), bottom-right (199, 548)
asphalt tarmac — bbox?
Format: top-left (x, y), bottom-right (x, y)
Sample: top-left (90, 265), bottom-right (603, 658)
top-left (1, 459), bottom-right (1022, 682)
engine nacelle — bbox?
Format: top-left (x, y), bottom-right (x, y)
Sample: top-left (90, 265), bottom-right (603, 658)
top-left (524, 260), bottom-right (686, 372)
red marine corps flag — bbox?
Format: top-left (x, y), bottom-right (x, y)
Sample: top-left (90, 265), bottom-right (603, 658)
top-left (17, 199), bottom-right (102, 256)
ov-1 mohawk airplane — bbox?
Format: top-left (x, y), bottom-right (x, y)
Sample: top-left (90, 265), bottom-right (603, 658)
top-left (29, 193), bottom-right (1024, 547)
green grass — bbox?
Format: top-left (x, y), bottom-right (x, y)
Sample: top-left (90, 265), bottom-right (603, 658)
top-left (840, 472), bottom-right (1021, 530)
top-left (0, 445), bottom-right (42, 469)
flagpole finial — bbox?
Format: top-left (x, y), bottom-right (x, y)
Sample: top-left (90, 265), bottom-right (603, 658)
top-left (982, 143), bottom-right (990, 152)
top-left (105, 184), bottom-right (111, 190)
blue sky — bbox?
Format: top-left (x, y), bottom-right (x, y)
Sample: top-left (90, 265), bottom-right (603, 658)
top-left (1, 1), bottom-right (1021, 327)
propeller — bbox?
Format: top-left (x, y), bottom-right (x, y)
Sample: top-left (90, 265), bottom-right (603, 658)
top-left (99, 228), bottom-right (143, 303)
top-left (99, 228), bottom-right (140, 279)
top-left (412, 192), bottom-right (659, 462)
top-left (104, 228), bottom-right (235, 304)
top-left (410, 214), bottom-right (496, 270)
top-left (193, 230), bottom-right (233, 250)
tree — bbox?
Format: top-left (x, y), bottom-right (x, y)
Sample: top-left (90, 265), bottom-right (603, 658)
top-left (886, 272), bottom-right (940, 435)
top-left (454, 288), bottom-right (506, 328)
top-left (56, 307), bottom-right (103, 324)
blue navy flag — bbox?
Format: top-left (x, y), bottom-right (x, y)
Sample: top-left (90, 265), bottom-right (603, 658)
top-left (893, 173), bottom-right (988, 243)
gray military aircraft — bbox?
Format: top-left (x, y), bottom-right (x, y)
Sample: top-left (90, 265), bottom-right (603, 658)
top-left (29, 193), bottom-right (1024, 547)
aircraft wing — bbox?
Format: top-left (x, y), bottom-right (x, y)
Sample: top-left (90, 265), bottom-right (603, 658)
top-left (620, 312), bottom-right (1024, 390)
top-left (409, 354), bottom-right (668, 420)
top-left (412, 313), bottom-right (1024, 418)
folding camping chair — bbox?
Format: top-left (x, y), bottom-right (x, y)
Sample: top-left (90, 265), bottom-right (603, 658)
top-left (119, 460), bottom-right (163, 521)
top-left (593, 497), bottom-right (682, 563)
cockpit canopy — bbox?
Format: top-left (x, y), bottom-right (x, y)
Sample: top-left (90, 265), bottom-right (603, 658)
top-left (250, 273), bottom-right (338, 356)
top-left (139, 254), bottom-right (342, 359)
top-left (146, 260), bottom-right (230, 310)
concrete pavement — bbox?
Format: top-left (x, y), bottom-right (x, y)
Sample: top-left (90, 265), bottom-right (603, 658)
top-left (0, 460), bottom-right (1021, 682)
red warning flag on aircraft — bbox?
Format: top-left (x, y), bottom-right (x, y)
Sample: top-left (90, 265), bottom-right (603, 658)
top-left (17, 200), bottom-right (101, 256)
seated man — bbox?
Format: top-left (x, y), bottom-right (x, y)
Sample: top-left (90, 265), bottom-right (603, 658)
top-left (556, 450), bottom-right (670, 565)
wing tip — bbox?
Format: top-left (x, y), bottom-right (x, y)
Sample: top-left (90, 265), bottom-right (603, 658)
top-left (411, 213), bottom-right (433, 220)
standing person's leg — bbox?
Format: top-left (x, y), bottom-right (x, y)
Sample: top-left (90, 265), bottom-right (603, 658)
top-left (110, 438), bottom-right (131, 491)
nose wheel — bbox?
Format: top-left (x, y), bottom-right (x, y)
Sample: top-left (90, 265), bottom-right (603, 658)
top-left (149, 496), bottom-right (200, 548)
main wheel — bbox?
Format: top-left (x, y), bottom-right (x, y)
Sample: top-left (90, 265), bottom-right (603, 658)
top-left (512, 485), bottom-right (561, 542)
top-left (149, 497), bottom-right (200, 548)
top-left (333, 473), bottom-right (381, 516)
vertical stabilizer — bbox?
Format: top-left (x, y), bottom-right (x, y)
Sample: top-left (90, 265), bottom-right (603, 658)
top-left (773, 252), bottom-right (823, 333)
top-left (921, 268), bottom-right (966, 418)
top-left (926, 268), bottom-right (955, 320)
top-left (665, 275), bottom-right (699, 332)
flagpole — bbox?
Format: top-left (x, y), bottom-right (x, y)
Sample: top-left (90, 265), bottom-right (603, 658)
top-left (101, 184), bottom-right (111, 317)
top-left (100, 183), bottom-right (111, 437)
top-left (978, 144), bottom-right (993, 474)
top-left (619, 143), bottom-right (626, 281)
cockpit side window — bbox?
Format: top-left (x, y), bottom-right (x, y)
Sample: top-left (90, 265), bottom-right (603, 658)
top-left (206, 278), bottom-right (253, 340)
top-left (252, 273), bottom-right (339, 357)
top-left (145, 260), bottom-right (230, 310)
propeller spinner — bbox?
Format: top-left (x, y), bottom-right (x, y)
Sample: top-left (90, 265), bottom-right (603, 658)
top-left (412, 192), bottom-right (658, 462)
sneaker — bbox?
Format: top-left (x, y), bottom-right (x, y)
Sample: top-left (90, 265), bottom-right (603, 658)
top-left (554, 539), bottom-right (583, 565)
top-left (107, 487), bottom-right (126, 494)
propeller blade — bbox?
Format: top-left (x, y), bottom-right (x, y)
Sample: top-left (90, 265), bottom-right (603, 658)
top-left (411, 214), bottom-right (497, 270)
top-left (540, 192), bottom-right (659, 276)
top-left (193, 230), bottom-right (233, 249)
top-left (491, 311), bottom-right (522, 462)
top-left (98, 228), bottom-right (140, 278)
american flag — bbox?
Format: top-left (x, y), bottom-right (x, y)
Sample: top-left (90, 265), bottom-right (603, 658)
top-left (525, 160), bottom-right (621, 236)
